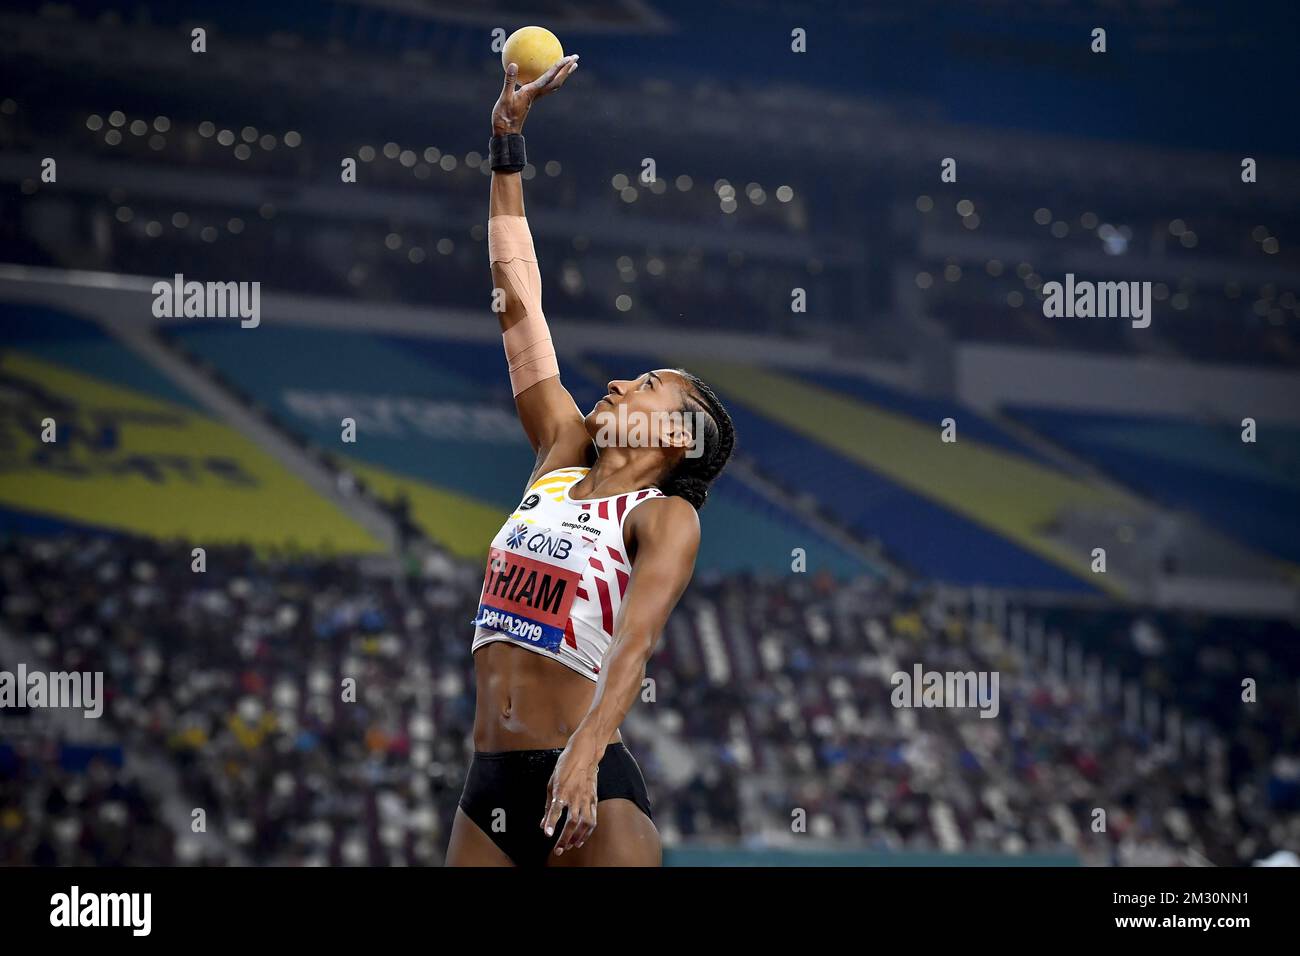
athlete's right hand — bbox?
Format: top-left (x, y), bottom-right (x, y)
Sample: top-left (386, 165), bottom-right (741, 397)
top-left (492, 54), bottom-right (579, 137)
top-left (541, 732), bottom-right (601, 855)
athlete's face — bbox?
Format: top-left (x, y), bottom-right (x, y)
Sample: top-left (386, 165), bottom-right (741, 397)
top-left (585, 369), bottom-right (697, 453)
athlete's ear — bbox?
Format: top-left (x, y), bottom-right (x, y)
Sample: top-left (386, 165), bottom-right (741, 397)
top-left (659, 411), bottom-right (694, 450)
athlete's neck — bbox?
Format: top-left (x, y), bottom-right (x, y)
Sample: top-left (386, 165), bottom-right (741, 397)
top-left (571, 447), bottom-right (668, 500)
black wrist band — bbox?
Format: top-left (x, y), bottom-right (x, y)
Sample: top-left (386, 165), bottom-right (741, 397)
top-left (489, 133), bottom-right (527, 173)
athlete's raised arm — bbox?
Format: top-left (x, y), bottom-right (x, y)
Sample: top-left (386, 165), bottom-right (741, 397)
top-left (487, 55), bottom-right (587, 470)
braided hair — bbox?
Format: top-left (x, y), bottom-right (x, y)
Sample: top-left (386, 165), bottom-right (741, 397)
top-left (658, 369), bottom-right (736, 510)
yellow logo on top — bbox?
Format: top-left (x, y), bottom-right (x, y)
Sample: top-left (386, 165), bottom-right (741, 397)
top-left (0, 351), bottom-right (381, 553)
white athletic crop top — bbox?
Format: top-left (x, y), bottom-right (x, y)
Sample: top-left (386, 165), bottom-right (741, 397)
top-left (471, 467), bottom-right (665, 681)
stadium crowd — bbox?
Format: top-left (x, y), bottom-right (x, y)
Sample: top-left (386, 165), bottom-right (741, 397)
top-left (2, 533), bottom-right (1295, 866)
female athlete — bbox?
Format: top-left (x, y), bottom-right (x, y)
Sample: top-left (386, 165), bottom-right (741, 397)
top-left (445, 54), bottom-right (736, 866)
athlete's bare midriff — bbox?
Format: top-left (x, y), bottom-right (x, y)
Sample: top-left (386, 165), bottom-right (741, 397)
top-left (472, 641), bottom-right (622, 752)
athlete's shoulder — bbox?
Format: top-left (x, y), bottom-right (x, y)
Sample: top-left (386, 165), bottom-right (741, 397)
top-left (527, 465), bottom-right (588, 489)
top-left (522, 465), bottom-right (587, 501)
top-left (526, 437), bottom-right (597, 489)
top-left (626, 493), bottom-right (699, 545)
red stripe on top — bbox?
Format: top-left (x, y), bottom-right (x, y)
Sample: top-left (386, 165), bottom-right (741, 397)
top-left (594, 576), bottom-right (614, 635)
top-left (615, 568), bottom-right (629, 599)
top-left (575, 586), bottom-right (589, 600)
top-left (598, 500), bottom-right (609, 520)
top-left (635, 490), bottom-right (649, 501)
top-left (563, 617), bottom-right (577, 649)
top-left (606, 546), bottom-right (625, 565)
top-left (615, 494), bottom-right (628, 523)
top-left (588, 556), bottom-right (605, 573)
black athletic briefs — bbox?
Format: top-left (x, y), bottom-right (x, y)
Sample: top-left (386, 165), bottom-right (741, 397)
top-left (457, 742), bottom-right (652, 866)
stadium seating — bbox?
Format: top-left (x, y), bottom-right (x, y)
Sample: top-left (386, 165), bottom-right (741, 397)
top-left (5, 535), bottom-right (1295, 866)
top-left (1006, 406), bottom-right (1300, 565)
top-left (162, 321), bottom-right (876, 577)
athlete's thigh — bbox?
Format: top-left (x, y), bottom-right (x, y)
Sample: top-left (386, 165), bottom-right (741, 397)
top-left (446, 807), bottom-right (515, 867)
top-left (547, 798), bottom-right (662, 867)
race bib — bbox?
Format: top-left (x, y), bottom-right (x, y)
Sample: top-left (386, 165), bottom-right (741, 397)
top-left (473, 523), bottom-right (591, 653)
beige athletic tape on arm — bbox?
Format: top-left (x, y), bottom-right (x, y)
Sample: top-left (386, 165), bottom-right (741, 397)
top-left (489, 215), bottom-right (559, 397)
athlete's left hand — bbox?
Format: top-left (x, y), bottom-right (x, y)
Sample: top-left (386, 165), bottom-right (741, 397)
top-left (492, 53), bottom-right (579, 137)
top-left (542, 732), bottom-right (602, 854)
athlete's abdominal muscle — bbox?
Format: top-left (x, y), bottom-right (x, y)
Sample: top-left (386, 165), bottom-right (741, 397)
top-left (472, 642), bottom-right (620, 751)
